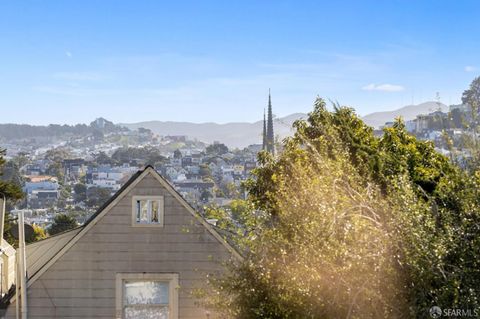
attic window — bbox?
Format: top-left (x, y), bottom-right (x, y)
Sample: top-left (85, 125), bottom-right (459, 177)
top-left (132, 196), bottom-right (164, 226)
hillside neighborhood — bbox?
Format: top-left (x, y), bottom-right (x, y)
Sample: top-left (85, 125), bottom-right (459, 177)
top-left (0, 96), bottom-right (477, 234)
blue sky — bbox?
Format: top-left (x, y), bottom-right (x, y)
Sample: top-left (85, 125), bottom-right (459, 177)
top-left (1, 1), bottom-right (479, 125)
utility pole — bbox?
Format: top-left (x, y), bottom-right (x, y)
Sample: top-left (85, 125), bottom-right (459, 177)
top-left (0, 194), bottom-right (5, 242)
top-left (18, 212), bottom-right (27, 319)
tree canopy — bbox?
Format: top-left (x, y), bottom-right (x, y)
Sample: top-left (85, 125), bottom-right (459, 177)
top-left (48, 214), bottom-right (78, 236)
top-left (206, 143), bottom-right (229, 156)
top-left (205, 98), bottom-right (480, 318)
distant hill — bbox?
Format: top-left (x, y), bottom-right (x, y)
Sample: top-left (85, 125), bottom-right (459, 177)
top-left (0, 118), bottom-right (124, 141)
top-left (362, 101), bottom-right (448, 129)
top-left (0, 102), bottom-right (452, 148)
top-left (121, 113), bottom-right (307, 149)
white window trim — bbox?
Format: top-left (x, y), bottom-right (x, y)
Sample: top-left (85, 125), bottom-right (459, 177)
top-left (115, 273), bottom-right (179, 319)
top-left (131, 195), bottom-right (165, 227)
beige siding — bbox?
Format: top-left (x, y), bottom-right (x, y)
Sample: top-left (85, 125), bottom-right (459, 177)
top-left (6, 173), bottom-right (232, 319)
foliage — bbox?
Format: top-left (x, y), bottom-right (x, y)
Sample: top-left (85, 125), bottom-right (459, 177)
top-left (48, 214), bottom-right (78, 235)
top-left (0, 118), bottom-right (123, 141)
top-left (199, 164), bottom-right (212, 179)
top-left (459, 76), bottom-right (480, 169)
top-left (0, 149), bottom-right (24, 245)
top-left (29, 224), bottom-right (47, 242)
top-left (208, 140), bottom-right (411, 318)
top-left (200, 190), bottom-right (212, 202)
top-left (73, 183), bottom-right (87, 203)
top-left (0, 150), bottom-right (24, 202)
top-left (206, 143), bottom-right (229, 156)
top-left (86, 187), bottom-right (112, 208)
top-left (111, 146), bottom-right (166, 166)
top-left (94, 151), bottom-right (116, 165)
top-left (207, 98), bottom-right (480, 318)
top-left (2, 160), bottom-right (24, 189)
top-left (462, 76), bottom-right (480, 116)
top-left (45, 147), bottom-right (72, 162)
top-left (173, 149), bottom-right (182, 159)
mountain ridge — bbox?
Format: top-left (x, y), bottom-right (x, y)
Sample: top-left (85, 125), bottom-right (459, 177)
top-left (120, 114), bottom-right (307, 148)
top-left (0, 103), bottom-right (451, 149)
top-left (362, 101), bottom-right (448, 128)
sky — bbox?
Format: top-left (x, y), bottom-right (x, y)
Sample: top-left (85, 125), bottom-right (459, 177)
top-left (1, 0), bottom-right (480, 125)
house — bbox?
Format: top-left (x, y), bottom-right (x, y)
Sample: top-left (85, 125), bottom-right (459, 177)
top-left (62, 159), bottom-right (86, 180)
top-left (23, 177), bottom-right (59, 195)
top-left (27, 190), bottom-right (59, 209)
top-left (86, 165), bottom-right (137, 191)
top-left (23, 177), bottom-right (60, 209)
top-left (0, 166), bottom-right (240, 318)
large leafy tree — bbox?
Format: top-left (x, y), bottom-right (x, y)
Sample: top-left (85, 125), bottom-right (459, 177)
top-left (206, 98), bottom-right (480, 318)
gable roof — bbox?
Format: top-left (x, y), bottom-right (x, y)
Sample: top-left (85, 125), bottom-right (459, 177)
top-left (24, 166), bottom-right (241, 289)
top-left (26, 228), bottom-right (82, 278)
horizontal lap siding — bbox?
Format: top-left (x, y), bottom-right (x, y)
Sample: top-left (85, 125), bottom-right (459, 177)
top-left (6, 174), bottom-right (231, 319)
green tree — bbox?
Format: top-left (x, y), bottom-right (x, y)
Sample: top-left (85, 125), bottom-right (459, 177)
top-left (173, 149), bottom-right (182, 159)
top-left (46, 162), bottom-right (64, 183)
top-left (86, 187), bottom-right (112, 208)
top-left (207, 98), bottom-right (480, 318)
top-left (48, 214), bottom-right (78, 235)
top-left (462, 76), bottom-right (480, 116)
top-left (200, 190), bottom-right (212, 202)
top-left (29, 224), bottom-right (47, 242)
top-left (199, 164), bottom-right (212, 179)
top-left (206, 135), bottom-right (410, 318)
top-left (94, 151), bottom-right (116, 165)
top-left (73, 183), bottom-right (87, 203)
top-left (12, 152), bottom-right (29, 169)
top-left (206, 143), bottom-right (229, 156)
top-left (459, 76), bottom-right (480, 169)
top-left (112, 146), bottom-right (165, 165)
top-left (44, 147), bottom-right (71, 162)
top-left (0, 149), bottom-right (24, 244)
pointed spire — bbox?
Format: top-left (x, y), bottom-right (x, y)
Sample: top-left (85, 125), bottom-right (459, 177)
top-left (262, 108), bottom-right (267, 150)
top-left (266, 89), bottom-right (275, 155)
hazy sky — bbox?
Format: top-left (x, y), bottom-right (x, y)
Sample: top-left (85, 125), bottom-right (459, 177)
top-left (1, 1), bottom-right (479, 125)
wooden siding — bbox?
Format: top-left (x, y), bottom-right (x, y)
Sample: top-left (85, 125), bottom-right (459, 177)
top-left (5, 172), bottom-right (233, 319)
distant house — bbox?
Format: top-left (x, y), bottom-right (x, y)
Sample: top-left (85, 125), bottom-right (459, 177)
top-left (1, 166), bottom-right (239, 318)
top-left (63, 158), bottom-right (85, 179)
top-left (244, 161), bottom-right (257, 175)
top-left (23, 176), bottom-right (59, 194)
top-left (23, 176), bottom-right (60, 209)
top-left (232, 165), bottom-right (244, 177)
top-left (28, 190), bottom-right (59, 209)
top-left (86, 165), bottom-right (137, 191)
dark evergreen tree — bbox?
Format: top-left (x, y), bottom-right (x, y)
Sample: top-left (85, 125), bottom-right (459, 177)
top-left (48, 214), bottom-right (78, 235)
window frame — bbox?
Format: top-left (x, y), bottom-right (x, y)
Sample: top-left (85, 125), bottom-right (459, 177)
top-left (115, 273), bottom-right (179, 319)
top-left (131, 195), bottom-right (165, 227)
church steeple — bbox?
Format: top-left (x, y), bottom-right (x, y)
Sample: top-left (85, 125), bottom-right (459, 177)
top-left (262, 108), bottom-right (267, 150)
top-left (266, 89), bottom-right (275, 154)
